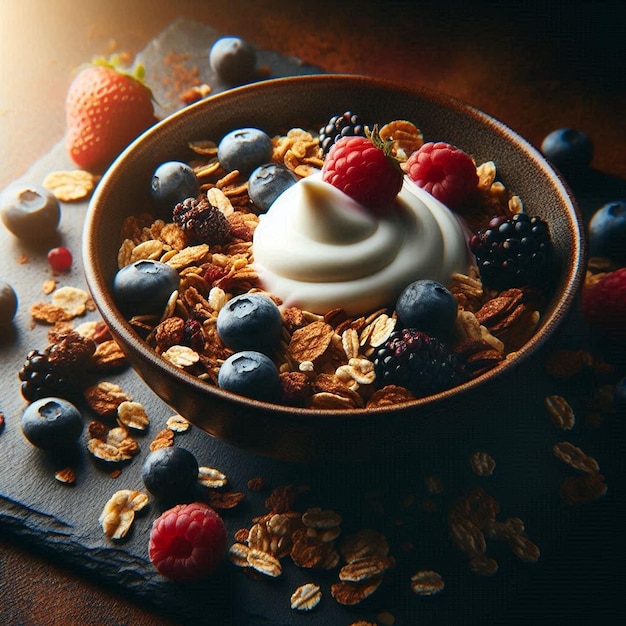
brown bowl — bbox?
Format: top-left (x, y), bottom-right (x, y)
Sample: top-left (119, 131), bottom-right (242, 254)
top-left (83, 75), bottom-right (585, 461)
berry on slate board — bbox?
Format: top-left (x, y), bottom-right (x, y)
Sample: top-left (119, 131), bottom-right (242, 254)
top-left (47, 246), bottom-right (73, 273)
top-left (588, 200), bottom-right (626, 265)
top-left (0, 184), bottom-right (61, 241)
top-left (149, 502), bottom-right (227, 581)
top-left (581, 267), bottom-right (626, 342)
top-left (540, 128), bottom-right (593, 175)
top-left (405, 141), bottom-right (478, 210)
top-left (614, 376), bottom-right (626, 409)
top-left (65, 57), bottom-right (157, 173)
top-left (321, 131), bottom-right (403, 215)
top-left (0, 280), bottom-right (18, 324)
top-left (142, 447), bottom-right (200, 502)
top-left (318, 111), bottom-right (367, 156)
top-left (373, 329), bottom-right (463, 398)
top-left (19, 333), bottom-right (96, 402)
top-left (21, 397), bottom-right (84, 450)
top-left (20, 350), bottom-right (78, 402)
top-left (209, 36), bottom-right (257, 85)
top-left (469, 213), bottom-right (553, 290)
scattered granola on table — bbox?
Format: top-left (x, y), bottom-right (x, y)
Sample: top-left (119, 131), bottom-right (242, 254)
top-left (99, 489), bottom-right (149, 540)
top-left (410, 569), bottom-right (445, 595)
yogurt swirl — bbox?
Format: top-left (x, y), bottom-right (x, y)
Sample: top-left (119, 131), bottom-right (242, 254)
top-left (252, 172), bottom-right (470, 315)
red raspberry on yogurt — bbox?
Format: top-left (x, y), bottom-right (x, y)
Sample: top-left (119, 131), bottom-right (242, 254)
top-left (405, 141), bottom-right (478, 210)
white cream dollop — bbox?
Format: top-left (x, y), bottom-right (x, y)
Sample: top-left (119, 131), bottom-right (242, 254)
top-left (252, 172), bottom-right (470, 315)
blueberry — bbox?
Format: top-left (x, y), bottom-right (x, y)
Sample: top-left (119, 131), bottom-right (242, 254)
top-left (113, 259), bottom-right (180, 316)
top-left (614, 376), bottom-right (626, 410)
top-left (218, 350), bottom-right (280, 401)
top-left (142, 446), bottom-right (199, 502)
top-left (396, 279), bottom-right (458, 338)
top-left (248, 163), bottom-right (298, 213)
top-left (0, 183), bottom-right (60, 241)
top-left (21, 397), bottom-right (83, 450)
top-left (216, 293), bottom-right (282, 354)
top-left (540, 128), bottom-right (593, 175)
top-left (0, 280), bottom-right (18, 324)
top-left (588, 201), bottom-right (626, 264)
top-left (151, 161), bottom-right (199, 210)
top-left (209, 36), bottom-right (256, 85)
top-left (217, 128), bottom-right (273, 176)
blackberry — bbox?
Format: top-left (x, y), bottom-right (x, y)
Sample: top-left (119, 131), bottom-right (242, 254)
top-left (469, 213), bottom-right (553, 290)
top-left (319, 111), bottom-right (367, 156)
top-left (173, 197), bottom-right (231, 245)
top-left (19, 333), bottom-right (96, 402)
top-left (373, 329), bottom-right (463, 398)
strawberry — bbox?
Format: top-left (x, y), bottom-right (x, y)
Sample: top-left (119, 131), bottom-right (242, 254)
top-left (65, 57), bottom-right (157, 173)
top-left (581, 267), bottom-right (626, 342)
top-left (405, 141), bottom-right (478, 210)
top-left (321, 128), bottom-right (404, 216)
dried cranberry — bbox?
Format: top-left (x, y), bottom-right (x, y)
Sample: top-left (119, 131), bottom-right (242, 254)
top-left (184, 318), bottom-right (205, 353)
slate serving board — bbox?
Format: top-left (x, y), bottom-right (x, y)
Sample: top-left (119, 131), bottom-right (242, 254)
top-left (1, 18), bottom-right (625, 626)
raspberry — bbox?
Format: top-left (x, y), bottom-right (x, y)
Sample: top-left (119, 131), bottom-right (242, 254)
top-left (581, 267), bottom-right (626, 342)
top-left (148, 502), bottom-right (227, 581)
top-left (405, 141), bottom-right (478, 209)
top-left (321, 133), bottom-right (403, 216)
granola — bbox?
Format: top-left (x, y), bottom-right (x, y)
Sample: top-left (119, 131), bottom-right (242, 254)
top-left (99, 489), bottom-right (149, 540)
top-left (87, 422), bottom-right (140, 463)
top-left (228, 483), bottom-right (393, 609)
top-left (469, 451), bottom-right (496, 477)
top-left (290, 582), bottom-right (322, 611)
top-left (545, 395), bottom-right (576, 430)
top-left (83, 382), bottom-right (132, 418)
top-left (113, 121), bottom-right (554, 410)
top-left (43, 169), bottom-right (98, 202)
top-left (448, 486), bottom-right (540, 570)
top-left (410, 570), bottom-right (445, 595)
top-left (552, 441), bottom-right (600, 473)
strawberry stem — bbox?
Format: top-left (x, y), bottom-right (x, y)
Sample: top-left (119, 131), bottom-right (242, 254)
top-left (90, 54), bottom-right (147, 83)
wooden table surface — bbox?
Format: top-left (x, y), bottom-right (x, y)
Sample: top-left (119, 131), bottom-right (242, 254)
top-left (1, 1), bottom-right (624, 625)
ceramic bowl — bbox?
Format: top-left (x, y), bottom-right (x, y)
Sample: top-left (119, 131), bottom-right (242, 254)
top-left (83, 74), bottom-right (585, 461)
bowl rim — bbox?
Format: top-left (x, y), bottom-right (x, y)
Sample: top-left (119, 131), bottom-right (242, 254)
top-left (83, 73), bottom-right (586, 420)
